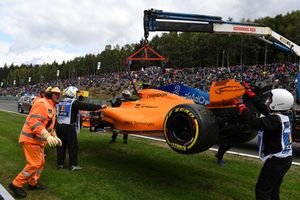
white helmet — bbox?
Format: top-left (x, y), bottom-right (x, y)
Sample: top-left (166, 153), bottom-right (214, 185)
top-left (122, 90), bottom-right (131, 97)
top-left (64, 86), bottom-right (78, 98)
top-left (266, 88), bottom-right (294, 111)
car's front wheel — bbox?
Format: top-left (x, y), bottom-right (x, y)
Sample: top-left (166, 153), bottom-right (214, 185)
top-left (163, 104), bottom-right (219, 154)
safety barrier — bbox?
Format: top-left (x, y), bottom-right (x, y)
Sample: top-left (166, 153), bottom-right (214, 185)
top-left (0, 96), bottom-right (18, 103)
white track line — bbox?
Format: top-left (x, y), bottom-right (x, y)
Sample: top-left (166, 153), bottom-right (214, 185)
top-left (131, 134), bottom-right (300, 166)
top-left (0, 183), bottom-right (15, 200)
top-left (0, 108), bottom-right (23, 115)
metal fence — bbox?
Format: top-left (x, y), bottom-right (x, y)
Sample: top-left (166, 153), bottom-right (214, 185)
top-left (0, 96), bottom-right (18, 103)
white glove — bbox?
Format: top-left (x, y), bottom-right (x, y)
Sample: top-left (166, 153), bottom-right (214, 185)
top-left (49, 130), bottom-right (62, 146)
top-left (47, 135), bottom-right (59, 147)
top-left (54, 136), bottom-right (62, 146)
top-left (41, 129), bottom-right (59, 147)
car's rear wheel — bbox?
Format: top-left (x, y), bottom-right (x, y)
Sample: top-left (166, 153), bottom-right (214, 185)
top-left (164, 104), bottom-right (219, 154)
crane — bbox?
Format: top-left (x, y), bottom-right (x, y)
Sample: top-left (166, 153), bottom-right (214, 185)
top-left (143, 9), bottom-right (300, 57)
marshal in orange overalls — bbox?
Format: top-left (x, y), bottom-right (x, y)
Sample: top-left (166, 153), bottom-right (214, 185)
top-left (12, 97), bottom-right (57, 188)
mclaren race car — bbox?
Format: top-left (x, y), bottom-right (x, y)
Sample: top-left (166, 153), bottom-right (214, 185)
top-left (97, 79), bottom-right (265, 154)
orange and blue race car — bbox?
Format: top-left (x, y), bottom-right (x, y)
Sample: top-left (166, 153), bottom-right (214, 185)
top-left (96, 79), bottom-right (257, 154)
top-left (88, 78), bottom-right (300, 155)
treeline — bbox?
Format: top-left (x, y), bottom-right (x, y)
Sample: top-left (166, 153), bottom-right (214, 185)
top-left (1, 10), bottom-right (300, 87)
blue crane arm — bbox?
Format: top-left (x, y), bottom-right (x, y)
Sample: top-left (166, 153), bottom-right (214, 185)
top-left (143, 8), bottom-right (300, 58)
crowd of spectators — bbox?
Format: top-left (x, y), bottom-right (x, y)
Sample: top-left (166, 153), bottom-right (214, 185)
top-left (0, 63), bottom-right (298, 99)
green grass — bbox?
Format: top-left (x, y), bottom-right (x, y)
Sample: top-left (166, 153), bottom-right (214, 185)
top-left (0, 111), bottom-right (299, 200)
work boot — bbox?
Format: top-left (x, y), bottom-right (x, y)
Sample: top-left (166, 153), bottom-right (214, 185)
top-left (217, 159), bottom-right (225, 166)
top-left (123, 134), bottom-right (128, 144)
top-left (8, 183), bottom-right (27, 198)
top-left (109, 139), bottom-right (116, 144)
top-left (27, 183), bottom-right (46, 190)
top-left (70, 165), bottom-right (82, 171)
top-left (57, 165), bottom-right (64, 170)
top-left (110, 132), bottom-right (118, 143)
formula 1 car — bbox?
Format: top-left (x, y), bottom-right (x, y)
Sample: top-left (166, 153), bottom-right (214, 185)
top-left (99, 79), bottom-right (260, 154)
top-left (95, 78), bottom-right (300, 155)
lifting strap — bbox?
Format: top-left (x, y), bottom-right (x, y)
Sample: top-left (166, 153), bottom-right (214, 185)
top-left (125, 43), bottom-right (166, 95)
top-left (126, 43), bottom-right (166, 63)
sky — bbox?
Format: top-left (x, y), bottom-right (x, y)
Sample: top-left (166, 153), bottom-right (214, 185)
top-left (0, 0), bottom-right (299, 67)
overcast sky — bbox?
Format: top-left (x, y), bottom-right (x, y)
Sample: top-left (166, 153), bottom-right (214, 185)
top-left (0, 0), bottom-right (299, 67)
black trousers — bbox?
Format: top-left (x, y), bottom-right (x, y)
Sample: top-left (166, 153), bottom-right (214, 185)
top-left (111, 133), bottom-right (128, 141)
top-left (255, 156), bottom-right (292, 200)
top-left (56, 124), bottom-right (78, 166)
top-left (215, 137), bottom-right (233, 160)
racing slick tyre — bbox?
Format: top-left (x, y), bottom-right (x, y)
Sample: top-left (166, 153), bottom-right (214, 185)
top-left (164, 104), bottom-right (219, 154)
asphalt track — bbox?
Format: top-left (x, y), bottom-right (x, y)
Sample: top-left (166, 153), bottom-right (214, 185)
top-left (0, 102), bottom-right (299, 165)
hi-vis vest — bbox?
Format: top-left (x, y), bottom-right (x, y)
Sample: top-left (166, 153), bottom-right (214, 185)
top-left (57, 98), bottom-right (75, 125)
top-left (19, 98), bottom-right (56, 146)
top-left (258, 113), bottom-right (293, 161)
top-left (57, 98), bottom-right (81, 133)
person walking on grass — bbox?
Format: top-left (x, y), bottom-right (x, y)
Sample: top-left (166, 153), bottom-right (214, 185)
top-left (9, 87), bottom-right (62, 199)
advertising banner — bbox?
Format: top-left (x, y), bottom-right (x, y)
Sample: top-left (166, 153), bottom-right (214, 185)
top-left (156, 84), bottom-right (209, 105)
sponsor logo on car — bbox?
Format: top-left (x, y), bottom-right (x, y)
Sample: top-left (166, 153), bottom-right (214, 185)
top-left (214, 86), bottom-right (244, 95)
top-left (124, 120), bottom-right (154, 126)
top-left (147, 93), bottom-right (167, 98)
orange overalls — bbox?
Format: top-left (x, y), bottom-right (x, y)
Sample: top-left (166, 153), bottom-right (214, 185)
top-left (12, 98), bottom-right (56, 187)
top-left (31, 95), bottom-right (42, 105)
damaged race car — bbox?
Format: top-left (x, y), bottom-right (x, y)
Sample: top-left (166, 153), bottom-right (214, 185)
top-left (95, 78), bottom-right (300, 154)
top-left (97, 79), bottom-right (262, 154)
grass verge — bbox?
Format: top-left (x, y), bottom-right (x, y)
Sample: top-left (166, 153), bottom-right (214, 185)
top-left (0, 111), bottom-right (299, 200)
